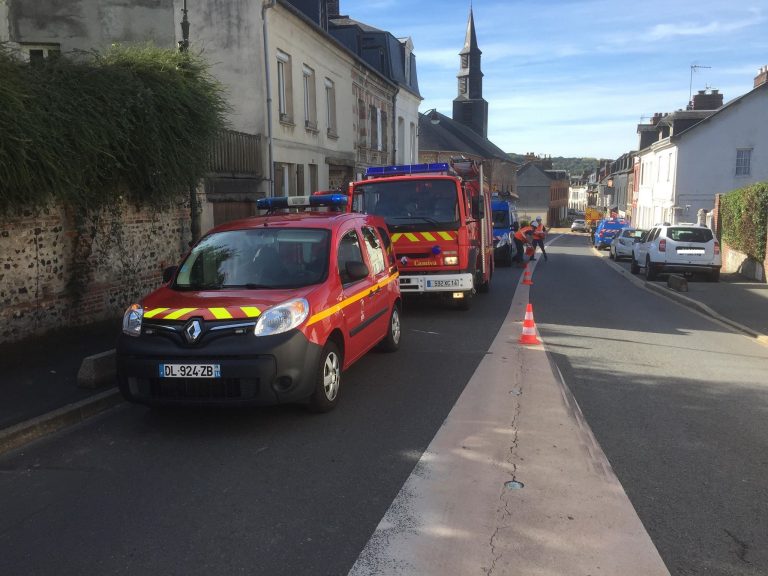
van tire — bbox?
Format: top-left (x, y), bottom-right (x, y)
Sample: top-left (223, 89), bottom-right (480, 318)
top-left (645, 257), bottom-right (657, 281)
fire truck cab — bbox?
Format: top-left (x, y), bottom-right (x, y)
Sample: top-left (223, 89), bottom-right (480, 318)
top-left (348, 160), bottom-right (493, 310)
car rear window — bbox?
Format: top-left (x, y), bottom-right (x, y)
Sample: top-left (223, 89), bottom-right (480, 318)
top-left (668, 227), bottom-right (713, 243)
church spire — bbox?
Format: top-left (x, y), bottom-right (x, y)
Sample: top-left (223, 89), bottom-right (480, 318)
top-left (461, 6), bottom-right (480, 56)
top-left (453, 6), bottom-right (488, 138)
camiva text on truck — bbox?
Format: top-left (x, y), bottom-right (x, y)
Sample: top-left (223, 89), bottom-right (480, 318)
top-left (347, 160), bottom-right (493, 310)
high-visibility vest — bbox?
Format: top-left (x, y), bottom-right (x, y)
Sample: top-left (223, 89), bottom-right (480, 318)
top-left (533, 225), bottom-right (546, 240)
top-left (514, 225), bottom-right (534, 242)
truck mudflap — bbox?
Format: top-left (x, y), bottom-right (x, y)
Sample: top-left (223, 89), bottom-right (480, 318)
top-left (399, 273), bottom-right (474, 293)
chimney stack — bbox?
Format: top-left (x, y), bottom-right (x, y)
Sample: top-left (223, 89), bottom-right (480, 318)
top-left (327, 0), bottom-right (340, 16)
top-left (755, 65), bottom-right (768, 88)
top-left (691, 89), bottom-right (724, 110)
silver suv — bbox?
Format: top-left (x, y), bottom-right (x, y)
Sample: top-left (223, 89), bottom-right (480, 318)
top-left (631, 224), bottom-right (721, 282)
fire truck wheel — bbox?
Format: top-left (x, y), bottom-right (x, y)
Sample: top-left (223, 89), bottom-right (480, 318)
top-left (378, 305), bottom-right (401, 352)
top-left (308, 341), bottom-right (342, 413)
top-left (478, 270), bottom-right (490, 293)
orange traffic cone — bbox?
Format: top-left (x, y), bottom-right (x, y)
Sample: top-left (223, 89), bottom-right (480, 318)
top-left (519, 303), bottom-right (541, 345)
top-left (522, 268), bottom-right (533, 285)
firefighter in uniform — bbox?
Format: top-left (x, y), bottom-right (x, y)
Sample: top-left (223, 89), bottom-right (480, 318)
top-left (531, 216), bottom-right (548, 261)
top-left (513, 222), bottom-right (535, 266)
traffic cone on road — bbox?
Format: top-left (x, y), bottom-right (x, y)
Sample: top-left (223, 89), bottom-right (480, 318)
top-left (519, 303), bottom-right (541, 345)
top-left (522, 267), bottom-right (533, 285)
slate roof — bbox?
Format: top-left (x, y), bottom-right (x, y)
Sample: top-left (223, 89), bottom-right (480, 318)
top-left (418, 110), bottom-right (511, 161)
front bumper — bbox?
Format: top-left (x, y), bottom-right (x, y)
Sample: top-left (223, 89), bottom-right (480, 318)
top-left (399, 273), bottom-right (474, 293)
top-left (116, 324), bottom-right (323, 406)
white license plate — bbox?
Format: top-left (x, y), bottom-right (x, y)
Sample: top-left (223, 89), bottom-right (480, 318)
top-left (159, 364), bottom-right (221, 378)
top-left (430, 279), bottom-right (461, 288)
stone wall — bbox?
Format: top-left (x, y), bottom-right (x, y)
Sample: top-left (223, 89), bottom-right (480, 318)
top-left (0, 201), bottom-right (192, 343)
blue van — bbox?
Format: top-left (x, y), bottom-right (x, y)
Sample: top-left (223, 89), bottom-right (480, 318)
top-left (593, 218), bottom-right (629, 250)
top-left (491, 197), bottom-right (519, 266)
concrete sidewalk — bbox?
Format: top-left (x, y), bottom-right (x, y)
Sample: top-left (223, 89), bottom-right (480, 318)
top-left (0, 318), bottom-right (123, 454)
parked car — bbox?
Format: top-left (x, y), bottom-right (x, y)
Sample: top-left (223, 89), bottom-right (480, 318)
top-left (610, 228), bottom-right (646, 261)
top-left (593, 218), bottom-right (629, 249)
top-left (631, 224), bottom-right (721, 282)
top-left (491, 197), bottom-right (519, 266)
top-left (571, 219), bottom-right (588, 232)
top-left (116, 194), bottom-right (402, 412)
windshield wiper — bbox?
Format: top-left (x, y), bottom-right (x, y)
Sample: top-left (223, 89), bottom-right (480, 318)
top-left (390, 216), bottom-right (441, 225)
top-left (175, 283), bottom-right (223, 291)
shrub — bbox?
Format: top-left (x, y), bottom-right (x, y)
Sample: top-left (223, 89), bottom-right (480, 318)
top-left (0, 43), bottom-right (228, 215)
top-left (720, 182), bottom-right (768, 262)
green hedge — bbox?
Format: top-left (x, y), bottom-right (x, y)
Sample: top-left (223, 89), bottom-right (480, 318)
top-left (0, 43), bottom-right (228, 215)
top-left (720, 182), bottom-right (768, 262)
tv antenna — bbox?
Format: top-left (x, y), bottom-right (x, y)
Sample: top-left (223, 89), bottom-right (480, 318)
top-left (689, 64), bottom-right (712, 102)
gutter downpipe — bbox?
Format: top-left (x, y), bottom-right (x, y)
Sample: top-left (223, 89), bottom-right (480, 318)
top-left (262, 0), bottom-right (276, 197)
top-left (391, 87), bottom-right (399, 164)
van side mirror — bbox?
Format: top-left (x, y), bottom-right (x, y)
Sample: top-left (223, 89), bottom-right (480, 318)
top-left (162, 266), bottom-right (177, 283)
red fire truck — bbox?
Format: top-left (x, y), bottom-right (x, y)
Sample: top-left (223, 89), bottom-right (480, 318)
top-left (348, 159), bottom-right (493, 310)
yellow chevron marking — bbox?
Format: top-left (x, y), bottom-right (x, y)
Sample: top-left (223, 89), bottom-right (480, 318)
top-left (438, 231), bottom-right (454, 241)
top-left (143, 308), bottom-right (169, 319)
top-left (391, 233), bottom-right (402, 242)
top-left (240, 306), bottom-right (262, 318)
top-left (421, 232), bottom-right (436, 241)
top-left (164, 308), bottom-right (197, 320)
top-left (306, 272), bottom-right (399, 326)
top-left (209, 307), bottom-right (233, 320)
top-left (405, 233), bottom-right (419, 242)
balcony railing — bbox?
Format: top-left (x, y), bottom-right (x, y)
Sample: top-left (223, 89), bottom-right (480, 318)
top-left (209, 130), bottom-right (262, 178)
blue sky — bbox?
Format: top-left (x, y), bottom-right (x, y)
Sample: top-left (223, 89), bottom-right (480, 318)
top-left (343, 0), bottom-right (768, 159)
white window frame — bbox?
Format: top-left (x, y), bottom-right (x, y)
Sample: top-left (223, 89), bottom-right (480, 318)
top-left (324, 78), bottom-right (337, 136)
top-left (302, 64), bottom-right (317, 130)
top-left (735, 148), bottom-right (752, 176)
top-left (276, 50), bottom-right (292, 122)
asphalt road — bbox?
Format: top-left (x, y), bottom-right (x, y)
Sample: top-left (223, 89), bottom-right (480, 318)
top-left (0, 266), bottom-right (524, 576)
top-left (534, 232), bottom-right (768, 576)
top-left (2, 235), bottom-right (767, 575)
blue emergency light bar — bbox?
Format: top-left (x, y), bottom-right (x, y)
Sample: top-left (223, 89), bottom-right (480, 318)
top-left (365, 163), bottom-right (450, 177)
top-left (256, 194), bottom-right (348, 210)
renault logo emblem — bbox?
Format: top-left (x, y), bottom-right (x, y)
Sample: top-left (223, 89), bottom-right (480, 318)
top-left (184, 319), bottom-right (203, 343)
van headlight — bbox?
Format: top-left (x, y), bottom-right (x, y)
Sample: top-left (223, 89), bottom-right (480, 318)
top-left (122, 304), bottom-right (143, 337)
top-left (444, 256), bottom-right (459, 265)
top-left (254, 298), bottom-right (309, 336)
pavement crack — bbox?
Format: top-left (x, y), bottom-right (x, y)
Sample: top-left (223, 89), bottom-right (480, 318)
top-left (724, 528), bottom-right (751, 563)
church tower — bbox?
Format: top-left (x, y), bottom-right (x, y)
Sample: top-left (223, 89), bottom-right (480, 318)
top-left (452, 6), bottom-right (488, 138)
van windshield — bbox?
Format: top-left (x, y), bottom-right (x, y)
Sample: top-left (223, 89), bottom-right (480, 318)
top-left (174, 228), bottom-right (330, 290)
top-left (492, 209), bottom-right (510, 227)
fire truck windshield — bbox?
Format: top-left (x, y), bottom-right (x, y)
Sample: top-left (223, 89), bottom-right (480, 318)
top-left (354, 179), bottom-right (459, 228)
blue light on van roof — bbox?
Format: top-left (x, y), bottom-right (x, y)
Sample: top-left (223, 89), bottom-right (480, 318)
top-left (256, 194), bottom-right (348, 210)
top-left (365, 163), bottom-right (450, 177)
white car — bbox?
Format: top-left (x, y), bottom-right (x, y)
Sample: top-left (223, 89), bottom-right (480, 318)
top-left (631, 224), bottom-right (721, 281)
top-left (571, 219), bottom-right (588, 232)
top-left (610, 228), bottom-right (645, 261)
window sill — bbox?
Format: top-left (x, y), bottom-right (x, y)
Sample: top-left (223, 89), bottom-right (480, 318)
top-left (327, 130), bottom-right (338, 140)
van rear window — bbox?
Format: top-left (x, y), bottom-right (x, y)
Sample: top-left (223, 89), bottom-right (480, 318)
top-left (668, 227), bottom-right (713, 242)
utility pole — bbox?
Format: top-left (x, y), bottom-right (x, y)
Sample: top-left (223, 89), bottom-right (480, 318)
top-left (179, 0), bottom-right (190, 52)
top-left (178, 0), bottom-right (199, 241)
top-left (689, 64), bottom-right (711, 104)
